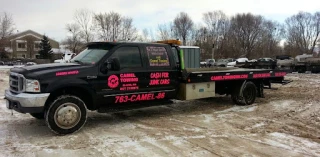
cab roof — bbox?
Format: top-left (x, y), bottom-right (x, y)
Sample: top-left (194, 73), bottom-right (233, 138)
top-left (86, 41), bottom-right (169, 47)
top-left (86, 40), bottom-right (182, 47)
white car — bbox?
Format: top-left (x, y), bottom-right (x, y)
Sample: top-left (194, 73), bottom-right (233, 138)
top-left (227, 58), bottom-right (249, 67)
top-left (200, 61), bottom-right (207, 67)
top-left (25, 62), bottom-right (37, 66)
top-left (54, 52), bottom-right (76, 63)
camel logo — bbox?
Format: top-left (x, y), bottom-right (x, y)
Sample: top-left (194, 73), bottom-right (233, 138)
top-left (108, 75), bottom-right (119, 88)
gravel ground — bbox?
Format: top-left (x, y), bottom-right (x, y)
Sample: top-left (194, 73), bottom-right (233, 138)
top-left (0, 69), bottom-right (319, 157)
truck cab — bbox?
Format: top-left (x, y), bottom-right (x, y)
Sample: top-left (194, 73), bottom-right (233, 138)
top-left (5, 41), bottom-right (183, 134)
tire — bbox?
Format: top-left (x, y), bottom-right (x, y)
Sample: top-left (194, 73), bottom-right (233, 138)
top-left (45, 95), bottom-right (87, 135)
top-left (30, 113), bottom-right (44, 119)
top-left (231, 81), bottom-right (257, 106)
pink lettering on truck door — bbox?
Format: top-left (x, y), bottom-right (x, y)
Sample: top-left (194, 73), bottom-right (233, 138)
top-left (149, 72), bottom-right (170, 85)
top-left (107, 73), bottom-right (140, 91)
top-left (115, 92), bottom-right (165, 103)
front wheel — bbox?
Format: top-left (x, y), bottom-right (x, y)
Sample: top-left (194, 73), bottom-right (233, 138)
top-left (45, 95), bottom-right (87, 135)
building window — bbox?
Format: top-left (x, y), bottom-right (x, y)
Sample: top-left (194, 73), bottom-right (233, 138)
top-left (34, 41), bottom-right (41, 50)
top-left (16, 40), bottom-right (27, 51)
top-left (18, 43), bottom-right (26, 48)
top-left (22, 54), bottom-right (26, 58)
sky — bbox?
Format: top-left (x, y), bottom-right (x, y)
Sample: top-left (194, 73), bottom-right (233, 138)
top-left (1, 0), bottom-right (319, 42)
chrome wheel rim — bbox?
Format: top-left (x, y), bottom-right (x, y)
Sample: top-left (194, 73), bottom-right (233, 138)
top-left (54, 103), bottom-right (81, 129)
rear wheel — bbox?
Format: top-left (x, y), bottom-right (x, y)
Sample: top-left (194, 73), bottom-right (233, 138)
top-left (45, 95), bottom-right (87, 135)
top-left (231, 81), bottom-right (257, 105)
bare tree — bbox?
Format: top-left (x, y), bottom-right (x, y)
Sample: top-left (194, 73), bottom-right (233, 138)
top-left (312, 12), bottom-right (320, 54)
top-left (110, 12), bottom-right (121, 41)
top-left (203, 11), bottom-right (229, 44)
top-left (142, 28), bottom-right (149, 41)
top-left (284, 12), bottom-right (320, 55)
top-left (258, 20), bottom-right (284, 57)
top-left (193, 26), bottom-right (213, 59)
top-left (65, 23), bottom-right (83, 54)
top-left (227, 13), bottom-right (264, 58)
top-left (202, 11), bottom-right (230, 58)
top-left (93, 13), bottom-right (111, 40)
top-left (172, 12), bottom-right (194, 45)
top-left (93, 11), bottom-right (137, 41)
top-left (120, 17), bottom-right (138, 41)
top-left (157, 23), bottom-right (173, 40)
top-left (137, 28), bottom-right (151, 42)
top-left (74, 9), bottom-right (94, 43)
top-left (0, 12), bottom-right (15, 39)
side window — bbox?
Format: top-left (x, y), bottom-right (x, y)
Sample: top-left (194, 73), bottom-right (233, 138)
top-left (146, 46), bottom-right (170, 67)
top-left (110, 47), bottom-right (142, 68)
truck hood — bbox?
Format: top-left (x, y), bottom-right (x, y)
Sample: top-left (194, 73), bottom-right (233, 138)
top-left (10, 63), bottom-right (92, 79)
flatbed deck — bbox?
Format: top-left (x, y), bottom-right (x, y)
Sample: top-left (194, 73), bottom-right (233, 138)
top-left (183, 67), bottom-right (288, 83)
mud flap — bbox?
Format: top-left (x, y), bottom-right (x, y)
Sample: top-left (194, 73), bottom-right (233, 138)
top-left (232, 80), bottom-right (247, 105)
top-left (257, 82), bottom-right (264, 98)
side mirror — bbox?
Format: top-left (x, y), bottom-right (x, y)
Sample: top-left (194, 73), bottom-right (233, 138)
top-left (100, 61), bottom-right (109, 74)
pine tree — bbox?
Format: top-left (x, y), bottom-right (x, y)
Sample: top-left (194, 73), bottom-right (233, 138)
top-left (38, 35), bottom-right (53, 59)
top-left (0, 50), bottom-right (9, 59)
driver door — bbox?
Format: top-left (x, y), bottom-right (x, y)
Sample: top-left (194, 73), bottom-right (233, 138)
top-left (96, 45), bottom-right (149, 106)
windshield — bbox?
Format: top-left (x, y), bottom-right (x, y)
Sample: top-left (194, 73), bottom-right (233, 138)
top-left (71, 49), bottom-right (109, 64)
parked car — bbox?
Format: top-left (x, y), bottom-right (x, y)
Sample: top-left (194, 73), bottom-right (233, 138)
top-left (214, 59), bottom-right (229, 67)
top-left (257, 58), bottom-right (275, 62)
top-left (206, 59), bottom-right (215, 67)
top-left (0, 61), bottom-right (4, 65)
top-left (227, 58), bottom-right (249, 67)
top-left (214, 58), bottom-right (237, 67)
top-left (227, 58), bottom-right (236, 62)
top-left (6, 61), bottom-right (15, 66)
top-left (200, 61), bottom-right (207, 67)
top-left (25, 62), bottom-right (37, 66)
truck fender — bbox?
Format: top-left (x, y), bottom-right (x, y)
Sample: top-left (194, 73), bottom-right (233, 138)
top-left (45, 78), bottom-right (98, 109)
top-left (45, 78), bottom-right (92, 93)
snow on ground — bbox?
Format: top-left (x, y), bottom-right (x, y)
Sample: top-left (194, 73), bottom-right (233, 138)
top-left (0, 71), bottom-right (319, 156)
top-left (0, 66), bottom-right (15, 69)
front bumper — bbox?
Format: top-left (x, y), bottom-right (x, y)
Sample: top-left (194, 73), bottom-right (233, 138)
top-left (4, 90), bottom-right (50, 113)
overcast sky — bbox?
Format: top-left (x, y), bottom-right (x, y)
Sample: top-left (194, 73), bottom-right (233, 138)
top-left (1, 0), bottom-right (319, 42)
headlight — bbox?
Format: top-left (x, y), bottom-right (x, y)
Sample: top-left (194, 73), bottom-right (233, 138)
top-left (25, 79), bottom-right (40, 92)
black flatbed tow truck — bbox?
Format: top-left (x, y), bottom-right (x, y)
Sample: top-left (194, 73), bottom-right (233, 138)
top-left (4, 40), bottom-right (290, 134)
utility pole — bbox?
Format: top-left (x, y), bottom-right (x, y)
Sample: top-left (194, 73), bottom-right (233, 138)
top-left (212, 43), bottom-right (214, 59)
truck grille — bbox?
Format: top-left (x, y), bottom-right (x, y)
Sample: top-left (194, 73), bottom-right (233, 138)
top-left (9, 73), bottom-right (25, 94)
